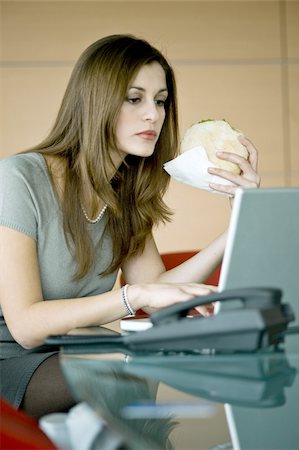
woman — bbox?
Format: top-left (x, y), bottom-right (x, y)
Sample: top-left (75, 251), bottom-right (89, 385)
top-left (0, 34), bottom-right (260, 418)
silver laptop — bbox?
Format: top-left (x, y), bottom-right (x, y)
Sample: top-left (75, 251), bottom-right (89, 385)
top-left (217, 187), bottom-right (299, 450)
top-left (217, 187), bottom-right (299, 332)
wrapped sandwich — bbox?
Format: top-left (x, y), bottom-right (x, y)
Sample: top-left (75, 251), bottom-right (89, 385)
top-left (164, 119), bottom-right (248, 194)
top-left (180, 119), bottom-right (248, 174)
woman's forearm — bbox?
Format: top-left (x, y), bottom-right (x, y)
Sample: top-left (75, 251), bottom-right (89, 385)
top-left (155, 231), bottom-right (227, 284)
top-left (10, 289), bottom-right (132, 349)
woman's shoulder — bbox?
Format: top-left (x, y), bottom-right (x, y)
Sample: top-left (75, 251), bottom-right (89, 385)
top-left (0, 153), bottom-right (51, 198)
top-left (0, 152), bottom-right (46, 174)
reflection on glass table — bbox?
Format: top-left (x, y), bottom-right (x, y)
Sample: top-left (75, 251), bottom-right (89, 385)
top-left (61, 334), bottom-right (299, 450)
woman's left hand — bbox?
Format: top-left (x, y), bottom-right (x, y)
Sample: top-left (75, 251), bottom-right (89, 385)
top-left (207, 135), bottom-right (261, 197)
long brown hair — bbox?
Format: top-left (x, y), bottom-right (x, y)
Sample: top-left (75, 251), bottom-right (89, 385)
top-left (26, 34), bottom-right (179, 279)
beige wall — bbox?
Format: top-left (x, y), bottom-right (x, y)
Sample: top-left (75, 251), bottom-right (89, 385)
top-left (1, 0), bottom-right (299, 254)
top-left (1, 2), bottom-right (298, 445)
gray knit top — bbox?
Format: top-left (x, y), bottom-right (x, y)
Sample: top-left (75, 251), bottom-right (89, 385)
top-left (0, 153), bottom-right (118, 358)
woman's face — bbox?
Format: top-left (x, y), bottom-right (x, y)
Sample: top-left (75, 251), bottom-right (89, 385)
top-left (115, 62), bottom-right (168, 159)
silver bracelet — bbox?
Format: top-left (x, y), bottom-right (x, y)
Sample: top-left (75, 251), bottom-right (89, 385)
top-left (121, 284), bottom-right (135, 316)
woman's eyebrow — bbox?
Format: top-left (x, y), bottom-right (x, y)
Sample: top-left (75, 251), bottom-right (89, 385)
top-left (129, 86), bottom-right (168, 94)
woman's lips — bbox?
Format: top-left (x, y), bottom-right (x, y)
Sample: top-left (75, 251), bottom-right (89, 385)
top-left (136, 130), bottom-right (157, 141)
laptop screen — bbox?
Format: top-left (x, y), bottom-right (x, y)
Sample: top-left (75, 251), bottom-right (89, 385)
top-left (217, 187), bottom-right (299, 450)
top-left (217, 188), bottom-right (299, 336)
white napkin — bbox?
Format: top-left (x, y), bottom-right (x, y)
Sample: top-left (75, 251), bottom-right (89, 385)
top-left (39, 412), bottom-right (71, 449)
top-left (66, 402), bottom-right (105, 450)
top-left (164, 145), bottom-right (232, 194)
top-left (39, 402), bottom-right (105, 450)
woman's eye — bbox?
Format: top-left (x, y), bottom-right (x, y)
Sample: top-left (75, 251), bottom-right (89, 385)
top-left (155, 99), bottom-right (167, 107)
top-left (127, 97), bottom-right (140, 104)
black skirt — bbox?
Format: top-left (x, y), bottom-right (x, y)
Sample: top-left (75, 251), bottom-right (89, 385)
top-left (0, 349), bottom-right (59, 408)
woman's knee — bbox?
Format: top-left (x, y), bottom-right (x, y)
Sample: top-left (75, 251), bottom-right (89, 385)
top-left (21, 354), bottom-right (76, 419)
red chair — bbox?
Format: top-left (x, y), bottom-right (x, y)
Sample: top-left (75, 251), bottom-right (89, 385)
top-left (0, 398), bottom-right (57, 450)
top-left (160, 251), bottom-right (221, 286)
top-left (120, 250), bottom-right (221, 316)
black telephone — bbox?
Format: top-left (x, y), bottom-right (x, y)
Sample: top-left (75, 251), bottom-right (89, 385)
top-left (45, 287), bottom-right (295, 353)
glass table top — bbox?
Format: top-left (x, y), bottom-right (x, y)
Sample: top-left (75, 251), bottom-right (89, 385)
top-left (60, 333), bottom-right (299, 450)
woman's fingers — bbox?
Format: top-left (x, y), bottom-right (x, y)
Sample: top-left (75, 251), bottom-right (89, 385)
top-left (207, 135), bottom-right (261, 196)
top-left (208, 152), bottom-right (259, 185)
top-left (191, 301), bottom-right (215, 317)
top-left (134, 283), bottom-right (218, 311)
top-left (238, 135), bottom-right (259, 172)
top-left (174, 283), bottom-right (217, 298)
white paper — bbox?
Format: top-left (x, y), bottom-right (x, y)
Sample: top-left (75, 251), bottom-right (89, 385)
top-left (39, 413), bottom-right (71, 449)
top-left (163, 145), bottom-right (232, 195)
top-left (39, 402), bottom-right (106, 450)
top-left (66, 402), bottom-right (105, 450)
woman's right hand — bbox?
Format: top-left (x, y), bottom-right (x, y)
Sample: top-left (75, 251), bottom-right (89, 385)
top-left (127, 283), bottom-right (217, 317)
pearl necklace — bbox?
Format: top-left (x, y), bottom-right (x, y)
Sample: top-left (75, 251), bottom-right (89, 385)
top-left (81, 204), bottom-right (107, 224)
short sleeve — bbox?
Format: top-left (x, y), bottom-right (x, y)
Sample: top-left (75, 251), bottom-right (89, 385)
top-left (0, 157), bottom-right (38, 240)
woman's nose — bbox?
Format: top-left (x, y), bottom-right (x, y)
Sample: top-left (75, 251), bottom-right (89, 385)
top-left (143, 101), bottom-right (159, 122)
